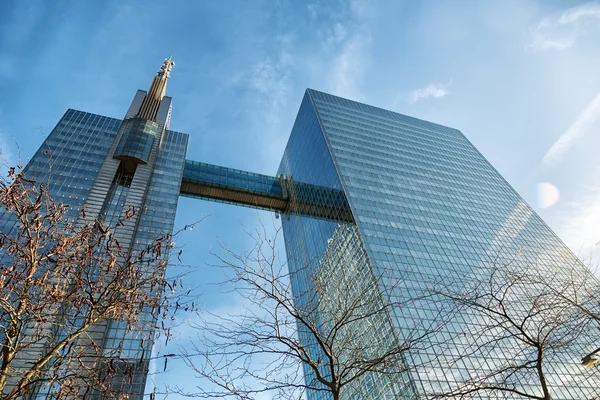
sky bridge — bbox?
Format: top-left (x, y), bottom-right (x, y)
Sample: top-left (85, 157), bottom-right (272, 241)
top-left (179, 160), bottom-right (354, 223)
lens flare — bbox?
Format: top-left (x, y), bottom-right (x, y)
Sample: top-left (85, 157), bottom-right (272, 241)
top-left (537, 182), bottom-right (560, 209)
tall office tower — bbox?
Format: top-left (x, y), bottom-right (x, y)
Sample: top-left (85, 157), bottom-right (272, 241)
top-left (1, 58), bottom-right (189, 398)
top-left (278, 89), bottom-right (600, 399)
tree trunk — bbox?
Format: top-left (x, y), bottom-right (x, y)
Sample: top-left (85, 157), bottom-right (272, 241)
top-left (537, 348), bottom-right (551, 399)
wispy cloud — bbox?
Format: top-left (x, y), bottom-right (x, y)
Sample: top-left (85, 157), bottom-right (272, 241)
top-left (408, 81), bottom-right (451, 103)
top-left (244, 34), bottom-right (295, 171)
top-left (331, 33), bottom-right (369, 101)
top-left (326, 0), bottom-right (373, 101)
top-left (248, 40), bottom-right (293, 114)
top-left (530, 2), bottom-right (600, 51)
top-left (557, 180), bottom-right (600, 259)
top-left (542, 91), bottom-right (600, 166)
top-left (0, 2), bottom-right (44, 49)
top-left (236, 0), bottom-right (374, 170)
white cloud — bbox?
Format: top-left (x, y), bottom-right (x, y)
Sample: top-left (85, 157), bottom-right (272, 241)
top-left (307, 4), bottom-right (318, 21)
top-left (530, 2), bottom-right (600, 51)
top-left (238, 0), bottom-right (375, 170)
top-left (244, 35), bottom-right (295, 171)
top-left (328, 23), bottom-right (347, 45)
top-left (542, 91), bottom-right (600, 166)
top-left (408, 81), bottom-right (451, 103)
top-left (557, 180), bottom-right (600, 259)
top-left (559, 3), bottom-right (600, 24)
top-left (249, 48), bottom-right (292, 112)
top-left (0, 2), bottom-right (43, 49)
top-left (326, 0), bottom-right (373, 101)
top-left (331, 33), bottom-right (369, 100)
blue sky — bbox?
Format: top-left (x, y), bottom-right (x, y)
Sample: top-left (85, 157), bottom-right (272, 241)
top-left (2, 0), bottom-right (600, 395)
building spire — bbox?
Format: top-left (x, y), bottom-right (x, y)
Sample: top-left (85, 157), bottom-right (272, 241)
top-left (136, 57), bottom-right (175, 122)
top-left (157, 56), bottom-right (175, 79)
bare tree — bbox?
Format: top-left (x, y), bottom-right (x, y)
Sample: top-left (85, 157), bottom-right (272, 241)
top-left (175, 222), bottom-right (451, 400)
top-left (427, 250), bottom-right (600, 400)
top-left (0, 167), bottom-right (191, 399)
top-left (531, 262), bottom-right (600, 368)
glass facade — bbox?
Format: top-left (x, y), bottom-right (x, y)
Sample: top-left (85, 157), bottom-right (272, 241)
top-left (17, 109), bottom-right (120, 223)
top-left (0, 101), bottom-right (188, 398)
top-left (278, 94), bottom-right (415, 399)
top-left (2, 60), bottom-right (187, 398)
top-left (98, 128), bottom-right (189, 397)
top-left (114, 117), bottom-right (161, 164)
top-left (279, 89), bottom-right (600, 399)
top-left (6, 70), bottom-right (600, 398)
top-left (183, 160), bottom-right (283, 197)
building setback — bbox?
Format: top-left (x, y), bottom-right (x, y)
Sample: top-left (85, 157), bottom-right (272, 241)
top-left (3, 60), bottom-right (600, 398)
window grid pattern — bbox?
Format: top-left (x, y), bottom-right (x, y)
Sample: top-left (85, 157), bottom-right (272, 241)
top-left (113, 118), bottom-right (160, 163)
top-left (307, 89), bottom-right (600, 398)
top-left (183, 160), bottom-right (283, 198)
top-left (101, 128), bottom-right (189, 397)
top-left (0, 108), bottom-right (187, 398)
top-left (21, 109), bottom-right (120, 221)
top-left (0, 110), bottom-right (121, 398)
top-left (278, 94), bottom-right (416, 400)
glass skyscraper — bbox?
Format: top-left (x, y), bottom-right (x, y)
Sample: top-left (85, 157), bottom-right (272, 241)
top-left (1, 58), bottom-right (189, 399)
top-left (4, 59), bottom-right (600, 398)
top-left (278, 89), bottom-right (600, 399)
